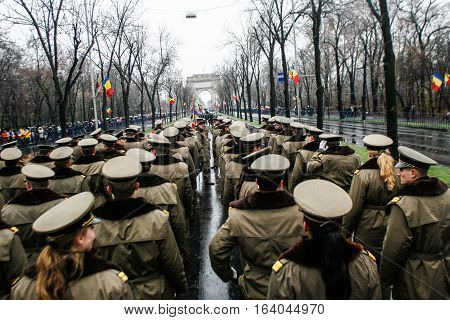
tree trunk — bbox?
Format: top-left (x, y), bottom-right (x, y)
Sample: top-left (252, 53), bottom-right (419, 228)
top-left (312, 15), bottom-right (324, 128)
top-left (280, 43), bottom-right (290, 118)
top-left (335, 48), bottom-right (344, 119)
top-left (268, 49), bottom-right (276, 117)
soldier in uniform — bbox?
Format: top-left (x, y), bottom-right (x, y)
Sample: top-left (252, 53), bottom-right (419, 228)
top-left (70, 134), bottom-right (85, 162)
top-left (93, 156), bottom-right (188, 299)
top-left (307, 134), bottom-right (360, 192)
top-left (97, 134), bottom-right (125, 160)
top-left (10, 192), bottom-right (132, 300)
top-left (267, 180), bottom-right (381, 299)
top-left (54, 137), bottom-right (73, 147)
top-left (209, 154), bottom-right (304, 300)
top-left (258, 115), bottom-right (272, 147)
top-left (271, 117), bottom-right (293, 155)
top-left (48, 147), bottom-right (88, 197)
top-left (0, 141), bottom-right (19, 170)
top-left (342, 134), bottom-right (399, 265)
top-left (0, 148), bottom-right (26, 204)
top-left (196, 118), bottom-right (214, 185)
top-left (126, 148), bottom-right (190, 266)
top-left (89, 128), bottom-right (102, 140)
top-left (152, 119), bottom-right (163, 134)
top-left (29, 145), bottom-right (54, 168)
top-left (0, 218), bottom-right (27, 298)
top-left (289, 125), bottom-right (323, 192)
top-left (211, 116), bottom-right (224, 169)
top-left (236, 147), bottom-right (271, 200)
top-left (148, 134), bottom-right (194, 223)
top-left (1, 164), bottom-right (65, 262)
top-left (281, 121), bottom-right (305, 167)
top-left (381, 146), bottom-right (449, 300)
top-left (123, 127), bottom-right (147, 151)
top-left (175, 120), bottom-right (200, 173)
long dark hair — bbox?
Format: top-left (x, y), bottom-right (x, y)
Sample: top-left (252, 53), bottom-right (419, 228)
top-left (310, 219), bottom-right (352, 299)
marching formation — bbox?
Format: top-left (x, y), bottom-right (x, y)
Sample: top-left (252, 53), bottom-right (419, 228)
top-left (0, 114), bottom-right (448, 300)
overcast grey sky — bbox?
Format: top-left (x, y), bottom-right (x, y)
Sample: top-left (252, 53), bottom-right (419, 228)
top-left (141, 0), bottom-right (249, 78)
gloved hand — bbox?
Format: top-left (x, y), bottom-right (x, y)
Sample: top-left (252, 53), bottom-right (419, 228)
top-left (231, 267), bottom-right (238, 282)
top-left (319, 140), bottom-right (328, 151)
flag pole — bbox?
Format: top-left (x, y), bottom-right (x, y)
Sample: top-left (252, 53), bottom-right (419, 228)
top-left (84, 0), bottom-right (99, 130)
top-left (291, 0), bottom-right (300, 122)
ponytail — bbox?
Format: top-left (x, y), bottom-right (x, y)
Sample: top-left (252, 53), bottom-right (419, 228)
top-left (376, 150), bottom-right (396, 191)
top-left (319, 222), bottom-right (352, 299)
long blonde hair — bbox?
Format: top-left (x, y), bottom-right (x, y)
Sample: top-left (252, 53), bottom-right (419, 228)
top-left (35, 229), bottom-right (87, 299)
top-left (368, 149), bottom-right (396, 191)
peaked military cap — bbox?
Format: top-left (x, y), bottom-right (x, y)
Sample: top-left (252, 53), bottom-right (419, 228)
top-left (155, 120), bottom-right (163, 126)
top-left (290, 121), bottom-right (305, 129)
top-left (223, 118), bottom-right (232, 124)
top-left (250, 154), bottom-right (290, 175)
top-left (293, 180), bottom-right (352, 223)
top-left (0, 147), bottom-right (22, 161)
top-left (37, 144), bottom-right (55, 151)
top-left (174, 120), bottom-right (187, 129)
top-left (129, 125), bottom-right (141, 132)
top-left (147, 133), bottom-right (170, 145)
top-left (217, 116), bottom-right (225, 121)
top-left (55, 137), bottom-right (73, 146)
top-left (49, 147), bottom-right (73, 161)
top-left (0, 141), bottom-right (18, 149)
top-left (104, 129), bottom-right (115, 135)
top-left (162, 126), bottom-right (179, 138)
top-left (242, 146), bottom-right (271, 161)
top-left (73, 134), bottom-right (85, 140)
top-left (268, 117), bottom-right (276, 123)
top-left (126, 148), bottom-right (156, 164)
top-left (114, 130), bottom-right (124, 139)
top-left (240, 132), bottom-right (264, 144)
top-left (278, 117), bottom-right (293, 125)
top-left (305, 126), bottom-right (324, 136)
top-left (395, 146), bottom-right (437, 171)
top-left (319, 133), bottom-right (342, 142)
top-left (363, 134), bottom-right (393, 151)
top-left (33, 192), bottom-right (100, 237)
top-left (125, 127), bottom-right (138, 134)
top-left (99, 134), bottom-right (118, 144)
top-left (89, 128), bottom-right (102, 137)
top-left (230, 126), bottom-right (249, 139)
top-left (78, 138), bottom-right (98, 148)
top-left (261, 115), bottom-right (270, 120)
top-left (197, 118), bottom-right (207, 125)
top-left (22, 164), bottom-right (55, 182)
top-left (102, 156), bottom-right (142, 181)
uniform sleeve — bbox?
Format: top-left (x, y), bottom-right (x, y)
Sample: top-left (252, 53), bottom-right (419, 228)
top-left (208, 218), bottom-right (238, 282)
top-left (267, 265), bottom-right (296, 300)
top-left (342, 173), bottom-right (367, 239)
top-left (290, 153), bottom-right (304, 193)
top-left (306, 151), bottom-right (323, 175)
top-left (158, 221), bottom-right (188, 293)
top-left (380, 205), bottom-right (413, 299)
top-left (3, 235), bottom-right (28, 290)
top-left (222, 177), bottom-right (234, 212)
top-left (167, 203), bottom-right (189, 266)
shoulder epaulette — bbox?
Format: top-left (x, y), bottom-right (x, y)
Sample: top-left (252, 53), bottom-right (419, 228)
top-left (318, 153), bottom-right (323, 159)
top-left (162, 209), bottom-right (170, 216)
top-left (10, 276), bottom-right (21, 287)
top-left (272, 260), bottom-right (285, 273)
top-left (354, 169), bottom-right (360, 175)
top-left (117, 271), bottom-right (128, 283)
top-left (389, 196), bottom-right (402, 204)
top-left (10, 226), bottom-right (19, 234)
top-left (3, 204), bottom-right (8, 209)
top-left (362, 250), bottom-right (377, 263)
top-left (172, 183), bottom-right (177, 189)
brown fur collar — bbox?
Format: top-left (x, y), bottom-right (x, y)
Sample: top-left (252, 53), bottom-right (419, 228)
top-left (396, 176), bottom-right (448, 197)
top-left (51, 167), bottom-right (84, 180)
top-left (93, 197), bottom-right (160, 220)
top-left (322, 146), bottom-right (355, 156)
top-left (224, 144), bottom-right (242, 155)
top-left (261, 124), bottom-right (274, 131)
top-left (0, 218), bottom-right (11, 230)
top-left (24, 251), bottom-right (120, 281)
top-left (0, 166), bottom-right (22, 177)
top-left (73, 155), bottom-right (103, 165)
top-left (230, 190), bottom-right (296, 210)
top-left (302, 141), bottom-right (320, 152)
top-left (281, 239), bottom-right (363, 268)
top-left (223, 139), bottom-right (235, 148)
top-left (9, 189), bottom-right (64, 206)
top-left (153, 154), bottom-right (183, 165)
top-left (137, 173), bottom-right (170, 188)
top-left (358, 157), bottom-right (379, 170)
top-left (98, 149), bottom-right (124, 161)
top-left (30, 155), bottom-right (52, 164)
top-left (286, 135), bottom-right (305, 143)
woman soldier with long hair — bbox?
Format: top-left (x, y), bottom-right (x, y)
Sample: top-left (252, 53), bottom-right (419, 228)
top-left (10, 192), bottom-right (132, 299)
top-left (267, 180), bottom-right (381, 299)
top-left (342, 134), bottom-right (398, 265)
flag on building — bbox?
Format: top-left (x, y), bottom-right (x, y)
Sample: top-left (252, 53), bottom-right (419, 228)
top-left (277, 72), bottom-right (284, 83)
top-left (445, 73), bottom-right (450, 85)
top-left (102, 76), bottom-right (115, 97)
top-left (106, 106), bottom-right (112, 115)
top-left (289, 69), bottom-right (300, 85)
top-left (431, 72), bottom-right (443, 92)
top-left (168, 97), bottom-right (175, 105)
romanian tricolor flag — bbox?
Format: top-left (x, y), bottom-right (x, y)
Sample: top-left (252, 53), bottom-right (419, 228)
top-left (289, 69), bottom-right (300, 85)
top-left (432, 72), bottom-right (443, 92)
top-left (106, 106), bottom-right (112, 115)
top-left (445, 73), bottom-right (450, 86)
top-left (102, 76), bottom-right (115, 97)
top-left (191, 113), bottom-right (197, 128)
top-left (168, 97), bottom-right (175, 106)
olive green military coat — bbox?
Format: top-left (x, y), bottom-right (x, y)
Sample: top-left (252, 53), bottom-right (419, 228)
top-left (209, 191), bottom-right (304, 300)
top-left (0, 167), bottom-right (26, 204)
top-left (29, 155), bottom-right (54, 168)
top-left (48, 167), bottom-right (89, 197)
top-left (93, 198), bottom-right (188, 299)
top-left (289, 141), bottom-right (320, 192)
top-left (267, 240), bottom-right (381, 299)
top-left (307, 146), bottom-right (360, 192)
top-left (342, 157), bottom-right (399, 262)
top-left (1, 189), bottom-right (65, 260)
top-left (381, 177), bottom-right (449, 300)
top-left (10, 252), bottom-right (133, 300)
top-left (0, 224), bottom-right (27, 298)
top-left (71, 155), bottom-right (106, 208)
top-left (135, 173), bottom-right (189, 264)
top-left (281, 137), bottom-right (305, 169)
top-left (222, 156), bottom-right (245, 210)
top-left (123, 140), bottom-right (148, 151)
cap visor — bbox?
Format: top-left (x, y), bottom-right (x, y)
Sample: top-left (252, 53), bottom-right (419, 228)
top-left (90, 217), bottom-right (102, 225)
top-left (395, 161), bottom-right (410, 169)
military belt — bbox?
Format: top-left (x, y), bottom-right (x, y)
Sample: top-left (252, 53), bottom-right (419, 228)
top-left (409, 252), bottom-right (444, 261)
